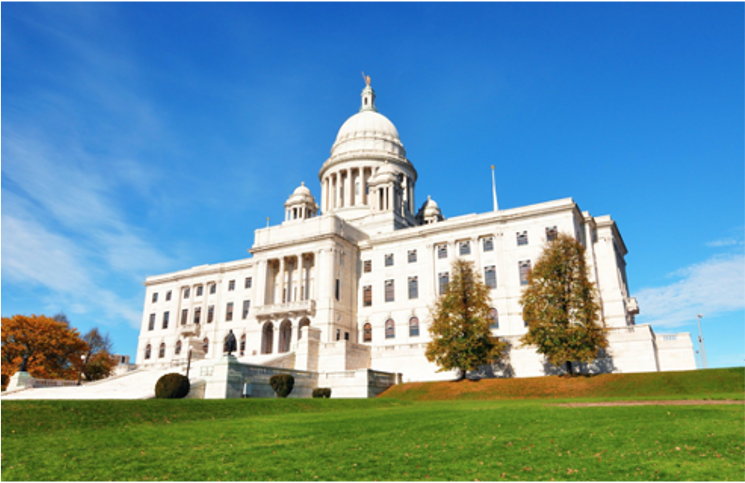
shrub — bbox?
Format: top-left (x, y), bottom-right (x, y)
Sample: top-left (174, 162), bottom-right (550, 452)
top-left (312, 387), bottom-right (332, 398)
top-left (269, 374), bottom-right (295, 398)
top-left (155, 373), bottom-right (190, 399)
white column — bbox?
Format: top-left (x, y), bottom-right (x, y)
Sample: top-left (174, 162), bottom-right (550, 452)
top-left (344, 169), bottom-right (352, 208)
top-left (278, 258), bottom-right (285, 303)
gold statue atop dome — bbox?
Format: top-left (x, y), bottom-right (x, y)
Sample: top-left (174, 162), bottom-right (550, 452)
top-left (362, 71), bottom-right (371, 86)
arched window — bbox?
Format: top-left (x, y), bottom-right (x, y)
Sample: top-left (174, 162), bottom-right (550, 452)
top-left (158, 342), bottom-right (166, 358)
top-left (240, 334), bottom-right (246, 356)
top-left (144, 344), bottom-right (152, 360)
top-left (409, 317), bottom-right (420, 337)
top-left (262, 322), bottom-right (274, 354)
top-left (175, 340), bottom-right (182, 356)
top-left (279, 320), bottom-right (292, 353)
top-left (488, 308), bottom-right (499, 329)
top-left (363, 323), bottom-right (372, 343)
top-left (203, 337), bottom-right (209, 354)
top-left (385, 319), bottom-right (395, 339)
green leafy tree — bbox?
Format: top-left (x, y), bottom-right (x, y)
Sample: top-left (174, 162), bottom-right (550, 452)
top-left (425, 259), bottom-right (507, 380)
top-left (519, 233), bottom-right (608, 375)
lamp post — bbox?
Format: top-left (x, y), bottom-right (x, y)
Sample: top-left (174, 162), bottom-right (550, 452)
top-left (696, 314), bottom-right (708, 369)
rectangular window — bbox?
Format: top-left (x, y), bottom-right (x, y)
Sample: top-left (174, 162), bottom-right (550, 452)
top-left (482, 237), bottom-right (494, 252)
top-left (438, 272), bottom-right (449, 295)
top-left (245, 277), bottom-right (252, 289)
top-left (210, 284), bottom-right (216, 295)
top-left (148, 313), bottom-right (155, 331)
top-left (166, 290), bottom-right (172, 301)
top-left (162, 311), bottom-right (169, 329)
top-left (546, 226), bottom-right (558, 242)
top-left (408, 276), bottom-right (418, 299)
top-left (363, 285), bottom-right (372, 307)
top-left (408, 249), bottom-right (417, 263)
top-left (194, 307), bottom-right (201, 324)
top-left (484, 266), bottom-right (497, 289)
top-left (242, 300), bottom-right (250, 319)
top-left (385, 280), bottom-right (395, 302)
top-left (228, 280), bottom-right (235, 291)
top-left (226, 302), bottom-right (234, 321)
top-left (385, 254), bottom-right (394, 267)
top-left (184, 287), bottom-right (190, 299)
top-left (152, 292), bottom-right (158, 303)
top-left (437, 244), bottom-right (448, 259)
top-left (363, 260), bottom-right (372, 273)
top-left (196, 285), bottom-right (203, 297)
top-left (181, 308), bottom-right (188, 325)
top-left (207, 305), bottom-right (214, 323)
top-left (335, 279), bottom-right (340, 301)
top-left (459, 240), bottom-right (471, 256)
top-left (519, 260), bottom-right (532, 286)
top-left (517, 231), bottom-right (528, 246)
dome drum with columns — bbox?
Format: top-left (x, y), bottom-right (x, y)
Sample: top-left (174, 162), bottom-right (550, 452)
top-left (318, 82), bottom-right (419, 229)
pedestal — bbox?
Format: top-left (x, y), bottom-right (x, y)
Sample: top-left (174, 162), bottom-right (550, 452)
top-left (202, 355), bottom-right (244, 399)
top-left (6, 371), bottom-right (34, 392)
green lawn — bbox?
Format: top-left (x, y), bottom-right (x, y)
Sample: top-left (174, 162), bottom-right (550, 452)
top-left (3, 396), bottom-right (743, 481)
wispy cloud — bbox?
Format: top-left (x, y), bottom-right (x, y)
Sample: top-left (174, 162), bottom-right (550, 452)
top-left (635, 254), bottom-right (745, 329)
top-left (1, 7), bottom-right (182, 329)
top-left (706, 238), bottom-right (742, 248)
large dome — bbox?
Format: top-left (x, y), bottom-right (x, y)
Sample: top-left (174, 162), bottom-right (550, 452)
top-left (330, 110), bottom-right (406, 158)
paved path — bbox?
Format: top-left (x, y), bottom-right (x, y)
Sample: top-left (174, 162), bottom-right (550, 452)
top-left (2, 368), bottom-right (183, 400)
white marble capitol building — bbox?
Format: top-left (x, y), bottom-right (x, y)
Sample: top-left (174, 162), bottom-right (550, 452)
top-left (136, 80), bottom-right (696, 386)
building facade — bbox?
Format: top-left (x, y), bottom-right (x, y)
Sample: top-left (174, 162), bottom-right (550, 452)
top-left (136, 81), bottom-right (696, 382)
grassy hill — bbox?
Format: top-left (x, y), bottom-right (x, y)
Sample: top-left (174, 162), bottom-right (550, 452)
top-left (381, 367), bottom-right (744, 401)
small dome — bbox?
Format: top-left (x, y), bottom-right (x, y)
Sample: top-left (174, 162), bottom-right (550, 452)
top-left (293, 182), bottom-right (312, 197)
top-left (285, 182), bottom-right (315, 206)
top-left (417, 195), bottom-right (444, 224)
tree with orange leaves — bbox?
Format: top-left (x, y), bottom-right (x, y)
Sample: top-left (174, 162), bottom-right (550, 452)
top-left (1, 314), bottom-right (88, 382)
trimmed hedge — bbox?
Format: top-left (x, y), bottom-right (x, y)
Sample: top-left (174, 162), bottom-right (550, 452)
top-left (269, 374), bottom-right (295, 398)
top-left (155, 373), bottom-right (190, 399)
top-left (312, 387), bottom-right (332, 398)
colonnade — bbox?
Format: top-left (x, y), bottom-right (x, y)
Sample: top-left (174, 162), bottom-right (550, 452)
top-left (264, 253), bottom-right (316, 305)
top-left (322, 166), bottom-right (374, 212)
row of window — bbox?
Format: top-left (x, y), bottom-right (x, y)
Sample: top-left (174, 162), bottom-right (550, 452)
top-left (360, 309), bottom-right (500, 343)
top-left (151, 278), bottom-right (254, 304)
top-left (361, 265), bottom-right (502, 307)
top-left (144, 334), bottom-right (250, 360)
top-left (147, 300), bottom-right (251, 330)
top-left (362, 228), bottom-right (554, 272)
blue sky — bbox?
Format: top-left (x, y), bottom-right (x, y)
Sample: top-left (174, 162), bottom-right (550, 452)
top-left (2, 3), bottom-right (743, 367)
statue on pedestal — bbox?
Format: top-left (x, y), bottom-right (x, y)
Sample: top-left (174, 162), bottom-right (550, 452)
top-left (19, 353), bottom-right (29, 372)
top-left (224, 329), bottom-right (237, 356)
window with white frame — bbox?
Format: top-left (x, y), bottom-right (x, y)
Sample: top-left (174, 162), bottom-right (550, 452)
top-left (196, 285), bottom-right (203, 297)
top-left (181, 308), bottom-right (188, 325)
top-left (152, 292), bottom-right (158, 303)
top-left (519, 260), bottom-right (531, 286)
top-left (242, 300), bottom-right (250, 319)
top-left (408, 249), bottom-right (417, 263)
top-left (226, 302), bottom-right (234, 321)
top-left (438, 272), bottom-right (449, 295)
top-left (245, 277), bottom-right (252, 289)
top-left (409, 317), bottom-right (420, 337)
top-left (207, 305), bottom-right (214, 323)
top-left (385, 319), bottom-right (395, 339)
top-left (363, 260), bottom-right (372, 273)
top-left (184, 287), bottom-right (190, 299)
top-left (482, 237), bottom-right (494, 252)
top-left (210, 284), bottom-right (216, 295)
top-left (385, 280), bottom-right (394, 302)
top-left (437, 244), bottom-right (448, 259)
top-left (363, 285), bottom-right (372, 307)
top-left (363, 323), bottom-right (372, 342)
top-left (484, 266), bottom-right (497, 289)
top-left (166, 290), bottom-right (172, 301)
top-left (408, 276), bottom-right (418, 299)
top-left (162, 311), bottom-right (169, 329)
top-left (517, 231), bottom-right (528, 246)
top-left (148, 313), bottom-right (155, 331)
top-left (546, 226), bottom-right (558, 242)
top-left (488, 308), bottom-right (499, 329)
top-left (228, 280), bottom-right (235, 291)
top-left (459, 240), bottom-right (471, 255)
top-left (385, 254), bottom-right (394, 267)
top-left (194, 307), bottom-right (201, 325)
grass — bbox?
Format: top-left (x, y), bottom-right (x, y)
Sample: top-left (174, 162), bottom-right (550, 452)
top-left (381, 367), bottom-right (745, 402)
top-left (2, 368), bottom-right (743, 481)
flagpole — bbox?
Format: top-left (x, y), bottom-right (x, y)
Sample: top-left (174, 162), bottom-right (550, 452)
top-left (491, 165), bottom-right (499, 211)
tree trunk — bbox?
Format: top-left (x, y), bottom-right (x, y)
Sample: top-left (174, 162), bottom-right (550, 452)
top-left (565, 360), bottom-right (573, 377)
top-left (459, 368), bottom-right (468, 381)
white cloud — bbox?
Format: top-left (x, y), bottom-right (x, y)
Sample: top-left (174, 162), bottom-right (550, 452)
top-left (706, 238), bottom-right (742, 248)
top-left (635, 254), bottom-right (745, 328)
